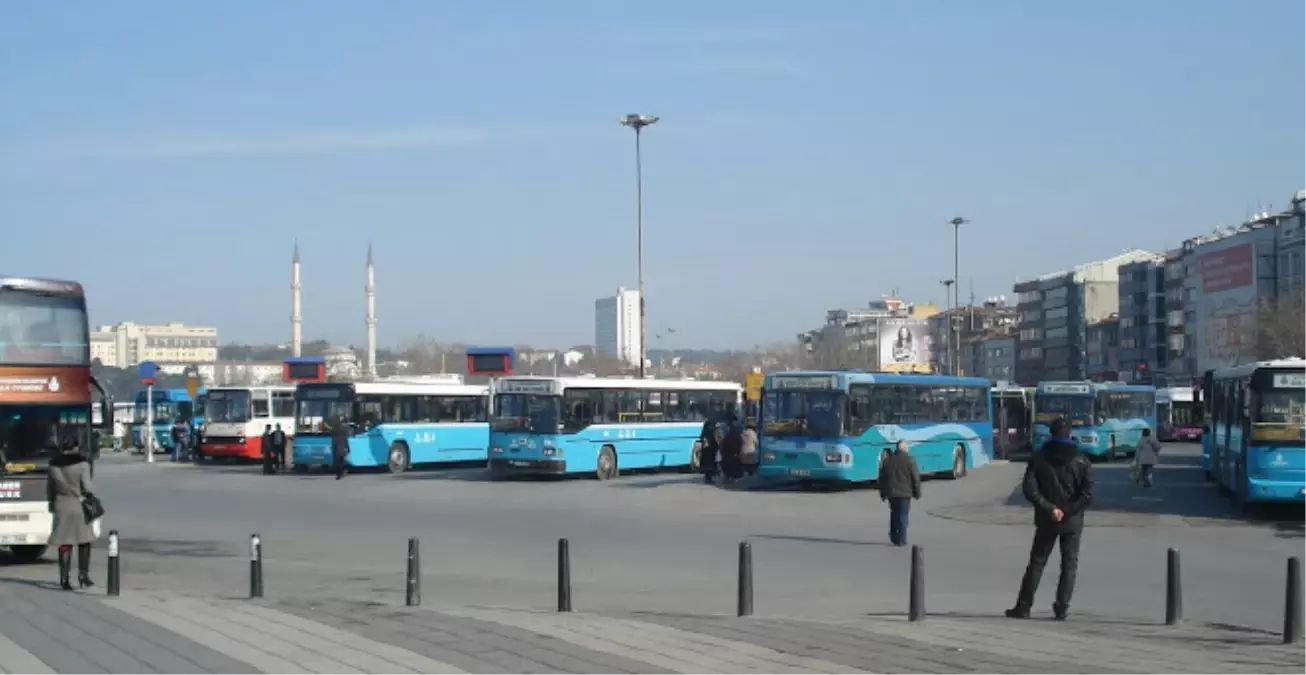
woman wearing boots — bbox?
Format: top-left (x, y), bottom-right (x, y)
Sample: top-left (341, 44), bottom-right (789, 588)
top-left (47, 436), bottom-right (98, 590)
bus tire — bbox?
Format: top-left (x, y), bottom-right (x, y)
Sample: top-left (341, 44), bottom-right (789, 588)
top-left (293, 463), bottom-right (308, 473)
top-left (689, 442), bottom-right (703, 472)
top-left (9, 545), bottom-right (46, 562)
top-left (386, 443), bottom-right (410, 474)
top-left (947, 445), bottom-right (967, 479)
top-left (596, 446), bottom-right (618, 481)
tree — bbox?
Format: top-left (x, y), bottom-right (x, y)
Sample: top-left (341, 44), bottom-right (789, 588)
top-left (1257, 288), bottom-right (1306, 360)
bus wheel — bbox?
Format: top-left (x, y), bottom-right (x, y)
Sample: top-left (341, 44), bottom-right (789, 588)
top-left (596, 446), bottom-right (618, 481)
top-left (948, 446), bottom-right (967, 479)
top-left (387, 443), bottom-right (410, 474)
top-left (293, 463), bottom-right (308, 474)
top-left (689, 443), bottom-right (703, 472)
top-left (9, 545), bottom-right (47, 562)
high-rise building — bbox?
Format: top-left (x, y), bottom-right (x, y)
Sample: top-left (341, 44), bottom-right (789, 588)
top-left (90, 322), bottom-right (219, 370)
top-left (1012, 249), bottom-right (1160, 384)
top-left (595, 287), bottom-right (641, 367)
top-left (1116, 258), bottom-right (1166, 383)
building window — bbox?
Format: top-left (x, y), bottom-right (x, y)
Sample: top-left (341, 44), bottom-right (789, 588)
top-left (1168, 334), bottom-right (1185, 351)
top-left (1045, 326), bottom-right (1069, 340)
top-left (1019, 328), bottom-right (1043, 341)
top-left (1044, 306), bottom-right (1068, 320)
top-left (1017, 291), bottom-right (1042, 304)
top-left (1019, 347), bottom-right (1043, 359)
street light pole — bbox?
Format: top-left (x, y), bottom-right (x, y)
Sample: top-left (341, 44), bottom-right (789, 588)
top-left (940, 279), bottom-right (955, 375)
top-left (620, 113), bottom-right (659, 379)
top-left (949, 217), bottom-right (968, 376)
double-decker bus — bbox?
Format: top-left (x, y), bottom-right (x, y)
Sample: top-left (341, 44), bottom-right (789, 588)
top-left (757, 371), bottom-right (993, 484)
top-left (292, 381), bottom-right (489, 472)
top-left (198, 386), bottom-right (296, 461)
top-left (1156, 387), bottom-right (1203, 442)
top-left (131, 388), bottom-right (205, 452)
top-left (0, 276), bottom-right (111, 562)
top-left (1033, 382), bottom-right (1156, 460)
top-left (1208, 359), bottom-right (1305, 506)
top-left (489, 376), bottom-right (741, 480)
top-left (991, 384), bottom-right (1034, 457)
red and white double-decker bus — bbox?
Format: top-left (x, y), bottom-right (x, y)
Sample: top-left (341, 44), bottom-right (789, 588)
top-left (198, 386), bottom-right (296, 460)
top-left (0, 276), bottom-right (111, 561)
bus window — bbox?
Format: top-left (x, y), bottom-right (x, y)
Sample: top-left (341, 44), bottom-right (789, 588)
top-left (252, 394), bottom-right (270, 418)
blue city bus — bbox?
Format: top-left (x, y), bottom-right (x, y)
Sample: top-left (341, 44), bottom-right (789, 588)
top-left (292, 381), bottom-right (490, 472)
top-left (1032, 382), bottom-right (1155, 460)
top-left (131, 388), bottom-right (204, 451)
top-left (757, 371), bottom-right (993, 483)
top-left (488, 376), bottom-right (741, 480)
top-left (1201, 370), bottom-right (1215, 478)
top-left (1208, 359), bottom-right (1305, 506)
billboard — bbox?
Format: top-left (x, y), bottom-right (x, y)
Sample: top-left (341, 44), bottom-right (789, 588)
top-left (1196, 239), bottom-right (1258, 373)
top-left (878, 319), bottom-right (934, 373)
top-left (0, 365), bottom-right (92, 405)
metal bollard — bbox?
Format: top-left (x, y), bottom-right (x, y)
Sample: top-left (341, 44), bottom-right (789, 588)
top-left (737, 542), bottom-right (753, 617)
top-left (249, 534), bottom-right (263, 599)
top-left (405, 538), bottom-right (420, 606)
top-left (557, 538), bottom-right (571, 612)
top-left (1286, 557), bottom-right (1302, 644)
top-left (909, 545), bottom-right (925, 622)
top-left (1166, 548), bottom-right (1182, 625)
top-left (107, 530), bottom-right (120, 596)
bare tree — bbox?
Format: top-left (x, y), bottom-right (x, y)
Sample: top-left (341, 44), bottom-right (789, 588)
top-left (1257, 288), bottom-right (1306, 359)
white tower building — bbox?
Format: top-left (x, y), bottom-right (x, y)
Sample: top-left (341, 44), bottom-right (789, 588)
top-left (291, 241), bottom-right (303, 357)
top-left (365, 244), bottom-right (377, 379)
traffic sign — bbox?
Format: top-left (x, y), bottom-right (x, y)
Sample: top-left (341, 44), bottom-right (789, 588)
top-left (138, 361), bottom-right (158, 386)
top-left (185, 366), bottom-right (199, 398)
top-left (745, 372), bottom-right (765, 401)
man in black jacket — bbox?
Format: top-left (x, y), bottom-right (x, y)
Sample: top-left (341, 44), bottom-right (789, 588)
top-left (260, 424), bottom-right (275, 475)
top-left (331, 417), bottom-right (350, 480)
top-left (1007, 418), bottom-right (1095, 620)
top-left (270, 424), bottom-right (288, 472)
top-left (878, 440), bottom-right (922, 546)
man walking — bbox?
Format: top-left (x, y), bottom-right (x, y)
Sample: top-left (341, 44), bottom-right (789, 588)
top-left (270, 423), bottom-right (288, 473)
top-left (1007, 418), bottom-right (1095, 620)
top-left (878, 440), bottom-right (921, 546)
top-left (1135, 428), bottom-right (1161, 488)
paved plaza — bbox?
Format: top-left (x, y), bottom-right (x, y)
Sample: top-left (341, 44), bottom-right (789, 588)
top-left (2, 445), bottom-right (1302, 673)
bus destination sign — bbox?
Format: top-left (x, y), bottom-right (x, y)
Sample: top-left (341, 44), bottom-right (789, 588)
top-left (1041, 383), bottom-right (1092, 395)
top-left (771, 375), bottom-right (838, 390)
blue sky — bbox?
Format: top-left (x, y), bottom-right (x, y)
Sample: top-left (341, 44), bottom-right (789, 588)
top-left (2, 0), bottom-right (1302, 350)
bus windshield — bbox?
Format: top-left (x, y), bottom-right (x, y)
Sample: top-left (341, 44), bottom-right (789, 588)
top-left (133, 402), bottom-right (176, 424)
top-left (764, 390), bottom-right (844, 438)
top-left (206, 391), bottom-right (252, 423)
top-left (1035, 395), bottom-right (1094, 425)
top-left (0, 289), bottom-right (89, 366)
top-left (493, 394), bottom-right (560, 433)
top-left (295, 399), bottom-right (353, 434)
top-left (1258, 390), bottom-right (1306, 424)
top-left (1171, 401), bottom-right (1204, 428)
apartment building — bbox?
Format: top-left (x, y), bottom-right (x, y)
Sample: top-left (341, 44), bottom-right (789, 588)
top-left (90, 321), bottom-right (219, 369)
top-left (594, 287), bottom-right (642, 368)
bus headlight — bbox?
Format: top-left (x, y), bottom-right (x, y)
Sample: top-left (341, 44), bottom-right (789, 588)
top-left (542, 448), bottom-right (555, 457)
top-left (825, 446), bottom-right (852, 464)
top-left (490, 447), bottom-right (504, 454)
top-left (762, 452), bottom-right (775, 461)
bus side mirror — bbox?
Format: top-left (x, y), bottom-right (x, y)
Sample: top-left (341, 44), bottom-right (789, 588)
top-left (98, 400), bottom-right (113, 431)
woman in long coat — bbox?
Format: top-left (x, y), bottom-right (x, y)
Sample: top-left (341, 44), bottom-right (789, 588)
top-left (48, 436), bottom-right (97, 590)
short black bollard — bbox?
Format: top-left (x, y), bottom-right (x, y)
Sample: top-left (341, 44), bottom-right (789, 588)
top-left (1166, 548), bottom-right (1182, 625)
top-left (909, 545), bottom-right (925, 622)
top-left (1285, 557), bottom-right (1302, 644)
top-left (249, 534), bottom-right (263, 599)
top-left (557, 538), bottom-right (571, 612)
top-left (405, 538), bottom-right (420, 607)
top-left (737, 542), bottom-right (753, 617)
top-left (106, 529), bottom-right (120, 596)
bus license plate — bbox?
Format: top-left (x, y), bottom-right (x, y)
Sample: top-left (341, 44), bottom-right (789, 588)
top-left (0, 535), bottom-right (26, 545)
top-left (789, 469), bottom-right (811, 477)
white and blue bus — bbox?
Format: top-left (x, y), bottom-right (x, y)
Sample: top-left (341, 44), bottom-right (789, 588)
top-left (488, 376), bottom-right (741, 480)
top-left (1208, 359), bottom-right (1305, 505)
top-left (757, 371), bottom-right (993, 483)
top-left (292, 381), bottom-right (490, 472)
top-left (1032, 382), bottom-right (1155, 460)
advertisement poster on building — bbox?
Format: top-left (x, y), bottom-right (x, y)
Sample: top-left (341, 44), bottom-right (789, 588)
top-left (1196, 241), bottom-right (1257, 372)
top-left (877, 319), bottom-right (934, 373)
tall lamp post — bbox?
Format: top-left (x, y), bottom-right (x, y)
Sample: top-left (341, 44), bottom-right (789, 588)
top-left (940, 279), bottom-right (955, 374)
top-left (620, 113), bottom-right (659, 379)
top-left (949, 217), bottom-right (968, 375)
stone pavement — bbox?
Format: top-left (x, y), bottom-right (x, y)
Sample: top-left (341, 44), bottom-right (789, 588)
top-left (1, 579), bottom-right (1302, 674)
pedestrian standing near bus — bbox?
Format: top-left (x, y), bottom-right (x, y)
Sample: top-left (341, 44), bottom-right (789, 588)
top-left (331, 417), bottom-right (350, 480)
top-left (1006, 418), bottom-right (1095, 621)
top-left (878, 440), bottom-right (921, 546)
top-left (260, 424), bottom-right (275, 475)
top-left (698, 418), bottom-right (720, 485)
top-left (740, 421), bottom-right (759, 476)
top-left (270, 424), bottom-right (288, 473)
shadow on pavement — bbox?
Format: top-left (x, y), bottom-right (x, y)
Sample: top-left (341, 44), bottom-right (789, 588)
top-left (749, 533), bottom-right (893, 547)
top-left (0, 550), bottom-right (55, 568)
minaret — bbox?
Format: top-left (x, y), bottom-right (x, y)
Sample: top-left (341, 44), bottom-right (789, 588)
top-left (365, 244), bottom-right (377, 379)
top-left (291, 241), bottom-right (303, 357)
